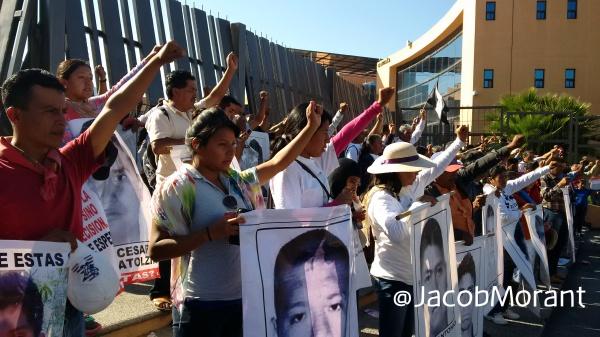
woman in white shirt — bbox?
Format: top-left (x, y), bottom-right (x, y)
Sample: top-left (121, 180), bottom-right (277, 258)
top-left (269, 88), bottom-right (394, 209)
top-left (363, 125), bottom-right (468, 337)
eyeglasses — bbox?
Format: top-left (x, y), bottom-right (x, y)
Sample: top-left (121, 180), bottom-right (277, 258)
top-left (222, 195), bottom-right (238, 210)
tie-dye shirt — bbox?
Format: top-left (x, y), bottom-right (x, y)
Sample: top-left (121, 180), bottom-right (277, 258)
top-left (151, 163), bottom-right (264, 303)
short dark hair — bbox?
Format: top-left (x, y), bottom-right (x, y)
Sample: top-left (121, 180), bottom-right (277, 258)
top-left (0, 271), bottom-right (44, 336)
top-left (218, 95), bottom-right (242, 109)
top-left (507, 158), bottom-right (519, 165)
top-left (165, 70), bottom-right (195, 99)
top-left (488, 165), bottom-right (507, 179)
top-left (1, 68), bottom-right (65, 110)
top-left (186, 107), bottom-right (240, 148)
top-left (420, 218), bottom-right (444, 268)
top-left (457, 252), bottom-right (476, 283)
top-left (274, 229), bottom-right (349, 319)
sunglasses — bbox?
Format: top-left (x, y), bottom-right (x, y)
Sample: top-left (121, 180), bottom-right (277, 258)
top-left (222, 195), bottom-right (238, 210)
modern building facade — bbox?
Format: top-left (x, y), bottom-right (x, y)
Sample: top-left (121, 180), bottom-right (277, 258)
top-left (377, 0), bottom-right (600, 132)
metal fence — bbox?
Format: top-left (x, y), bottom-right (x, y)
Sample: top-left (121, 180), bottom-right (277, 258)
top-left (0, 0), bottom-right (371, 135)
top-left (389, 106), bottom-right (503, 147)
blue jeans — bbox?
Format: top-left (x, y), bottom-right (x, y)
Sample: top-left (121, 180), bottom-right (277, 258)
top-left (63, 301), bottom-right (84, 337)
top-left (373, 277), bottom-right (414, 337)
top-left (172, 298), bottom-right (242, 337)
top-left (544, 208), bottom-right (568, 276)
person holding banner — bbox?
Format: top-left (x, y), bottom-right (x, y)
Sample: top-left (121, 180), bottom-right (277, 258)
top-left (540, 157), bottom-right (572, 283)
top-left (269, 87), bottom-right (394, 210)
top-left (361, 125), bottom-right (468, 337)
top-left (149, 102), bottom-right (325, 337)
top-left (0, 41), bottom-right (186, 337)
top-left (482, 163), bottom-right (550, 324)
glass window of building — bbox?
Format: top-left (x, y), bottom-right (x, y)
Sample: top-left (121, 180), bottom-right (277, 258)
top-left (486, 2), bottom-right (496, 20)
top-left (395, 32), bottom-right (462, 110)
top-left (536, 1), bottom-right (546, 20)
top-left (567, 0), bottom-right (577, 19)
top-left (483, 69), bottom-right (494, 88)
top-left (535, 69), bottom-right (545, 88)
top-left (565, 69), bottom-right (576, 88)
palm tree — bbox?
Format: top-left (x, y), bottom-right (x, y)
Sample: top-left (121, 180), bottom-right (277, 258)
top-left (487, 88), bottom-right (598, 158)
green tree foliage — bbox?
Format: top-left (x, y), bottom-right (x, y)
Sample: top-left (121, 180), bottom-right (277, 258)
top-left (486, 88), bottom-right (598, 156)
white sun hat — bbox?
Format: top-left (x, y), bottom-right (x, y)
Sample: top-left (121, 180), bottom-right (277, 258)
top-left (367, 142), bottom-right (436, 174)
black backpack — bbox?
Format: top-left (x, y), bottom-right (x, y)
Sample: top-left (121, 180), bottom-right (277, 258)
top-left (140, 107), bottom-right (169, 193)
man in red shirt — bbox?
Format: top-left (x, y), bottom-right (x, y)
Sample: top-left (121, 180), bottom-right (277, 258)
top-left (0, 41), bottom-right (185, 337)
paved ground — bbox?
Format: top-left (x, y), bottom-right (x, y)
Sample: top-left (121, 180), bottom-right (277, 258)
top-left (540, 229), bottom-right (600, 337)
top-left (105, 229), bottom-right (600, 337)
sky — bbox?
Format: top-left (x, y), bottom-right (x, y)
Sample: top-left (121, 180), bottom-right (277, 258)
top-left (189, 0), bottom-right (457, 59)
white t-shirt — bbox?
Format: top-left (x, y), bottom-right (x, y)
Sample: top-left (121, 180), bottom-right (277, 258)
top-left (345, 143), bottom-right (361, 162)
top-left (270, 142), bottom-right (339, 209)
top-left (145, 102), bottom-right (193, 186)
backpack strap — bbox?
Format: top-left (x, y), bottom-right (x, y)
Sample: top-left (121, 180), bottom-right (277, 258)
top-left (294, 159), bottom-right (333, 200)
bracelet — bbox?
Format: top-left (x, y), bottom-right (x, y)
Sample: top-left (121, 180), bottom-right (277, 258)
top-left (98, 78), bottom-right (106, 82)
top-left (205, 227), bottom-right (212, 241)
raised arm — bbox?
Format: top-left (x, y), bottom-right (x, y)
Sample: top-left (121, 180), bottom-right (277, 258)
top-left (457, 134), bottom-right (524, 183)
top-left (88, 42), bottom-right (185, 158)
top-left (368, 112), bottom-right (384, 138)
top-left (331, 87), bottom-right (393, 155)
top-left (418, 125), bottom-right (468, 186)
top-left (328, 102), bottom-right (346, 136)
top-left (88, 48), bottom-right (158, 111)
top-left (195, 52), bottom-right (238, 109)
top-left (410, 109), bottom-right (426, 144)
top-left (249, 90), bottom-right (268, 130)
top-left (504, 165), bottom-right (550, 196)
top-left (255, 101), bottom-right (320, 184)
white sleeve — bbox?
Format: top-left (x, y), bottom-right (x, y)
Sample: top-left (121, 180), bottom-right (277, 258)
top-left (316, 142), bottom-right (340, 176)
top-left (328, 110), bottom-right (344, 136)
top-left (269, 165), bottom-right (304, 209)
top-left (194, 98), bottom-right (208, 110)
top-left (410, 117), bottom-right (426, 145)
top-left (368, 191), bottom-right (411, 243)
top-left (504, 166), bottom-right (550, 195)
top-left (417, 137), bottom-right (464, 188)
top-left (146, 108), bottom-right (172, 142)
top-left (345, 145), bottom-right (359, 162)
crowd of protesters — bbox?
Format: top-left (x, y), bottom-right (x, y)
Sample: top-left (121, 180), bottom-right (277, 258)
top-left (0, 40), bottom-right (598, 337)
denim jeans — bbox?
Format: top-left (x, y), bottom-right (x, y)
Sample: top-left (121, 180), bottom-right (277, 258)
top-left (373, 277), bottom-right (414, 337)
top-left (544, 208), bottom-right (568, 276)
top-left (63, 301), bottom-right (84, 337)
top-left (172, 298), bottom-right (242, 337)
top-left (149, 259), bottom-right (171, 300)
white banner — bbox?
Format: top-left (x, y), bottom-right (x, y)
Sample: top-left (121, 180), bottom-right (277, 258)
top-left (501, 221), bottom-right (536, 291)
top-left (561, 187), bottom-right (576, 262)
top-left (455, 237), bottom-right (485, 337)
top-left (0, 240), bottom-right (71, 337)
top-left (240, 206), bottom-right (358, 337)
top-left (481, 193), bottom-right (503, 314)
top-left (524, 207), bottom-right (550, 288)
top-left (68, 119), bottom-right (158, 285)
top-left (408, 194), bottom-right (460, 337)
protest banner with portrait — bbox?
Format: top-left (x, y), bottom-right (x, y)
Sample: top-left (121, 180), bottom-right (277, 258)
top-left (481, 194), bottom-right (503, 313)
top-left (561, 187), bottom-right (576, 262)
top-left (68, 119), bottom-right (158, 285)
top-left (455, 237), bottom-right (485, 337)
top-left (0, 240), bottom-right (71, 337)
top-left (239, 206), bottom-right (358, 337)
top-left (408, 194), bottom-right (460, 337)
top-left (524, 207), bottom-right (550, 288)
